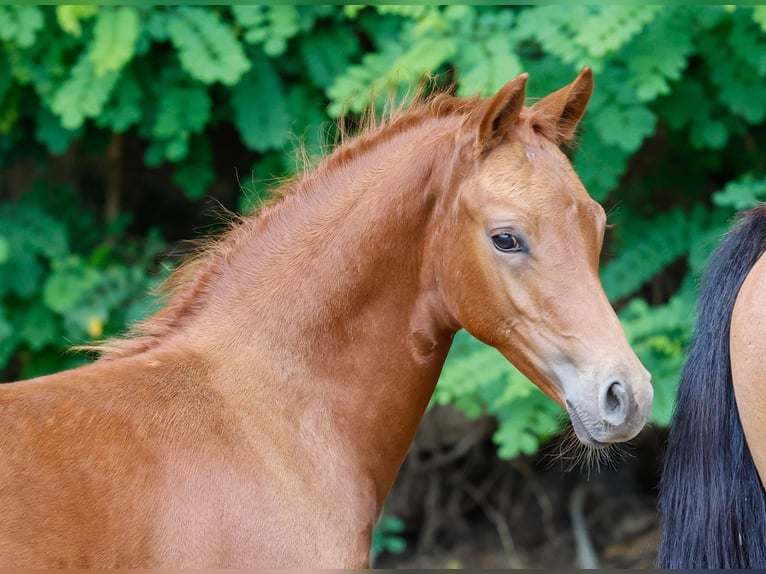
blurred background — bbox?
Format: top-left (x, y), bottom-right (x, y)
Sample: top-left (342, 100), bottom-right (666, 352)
top-left (2, 4), bottom-right (766, 568)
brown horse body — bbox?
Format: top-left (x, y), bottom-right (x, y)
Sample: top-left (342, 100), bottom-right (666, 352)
top-left (0, 70), bottom-right (652, 567)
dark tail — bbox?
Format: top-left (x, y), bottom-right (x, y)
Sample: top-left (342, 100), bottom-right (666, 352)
top-left (658, 204), bottom-right (766, 568)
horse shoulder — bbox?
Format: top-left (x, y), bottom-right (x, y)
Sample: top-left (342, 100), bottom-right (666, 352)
top-left (731, 251), bottom-right (766, 489)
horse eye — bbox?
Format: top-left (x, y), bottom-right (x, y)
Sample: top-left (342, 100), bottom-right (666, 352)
top-left (492, 233), bottom-right (521, 252)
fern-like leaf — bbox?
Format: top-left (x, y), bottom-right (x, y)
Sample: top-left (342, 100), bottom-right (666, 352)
top-left (601, 207), bottom-right (708, 301)
top-left (230, 54), bottom-right (290, 152)
top-left (89, 7), bottom-right (139, 76)
top-left (0, 6), bottom-right (44, 48)
top-left (51, 51), bottom-right (119, 130)
top-left (167, 7), bottom-right (250, 86)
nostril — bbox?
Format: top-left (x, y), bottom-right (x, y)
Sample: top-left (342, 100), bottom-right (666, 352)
top-left (606, 381), bottom-right (624, 413)
top-left (603, 381), bottom-right (628, 425)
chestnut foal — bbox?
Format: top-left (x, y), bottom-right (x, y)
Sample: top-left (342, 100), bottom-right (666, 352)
top-left (0, 69), bottom-right (651, 567)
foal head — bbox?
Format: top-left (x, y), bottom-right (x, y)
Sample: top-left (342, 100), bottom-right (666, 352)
top-left (439, 69), bottom-right (652, 446)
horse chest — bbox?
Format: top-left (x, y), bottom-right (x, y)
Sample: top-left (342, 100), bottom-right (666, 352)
top-left (151, 442), bottom-right (375, 568)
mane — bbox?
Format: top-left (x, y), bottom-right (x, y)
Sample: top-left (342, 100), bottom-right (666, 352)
top-left (93, 84), bottom-right (556, 361)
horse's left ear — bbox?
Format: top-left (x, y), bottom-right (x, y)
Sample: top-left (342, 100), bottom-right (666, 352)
top-left (530, 67), bottom-right (593, 144)
top-left (473, 73), bottom-right (528, 155)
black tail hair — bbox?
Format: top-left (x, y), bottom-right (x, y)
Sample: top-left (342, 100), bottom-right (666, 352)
top-left (658, 204), bottom-right (766, 568)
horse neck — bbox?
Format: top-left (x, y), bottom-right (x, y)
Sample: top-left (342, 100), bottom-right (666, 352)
top-left (184, 117), bottom-right (463, 505)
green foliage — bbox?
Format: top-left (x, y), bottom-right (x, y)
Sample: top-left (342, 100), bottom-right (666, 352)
top-left (231, 53), bottom-right (290, 152)
top-left (434, 331), bottom-right (562, 459)
top-left (51, 51), bottom-right (119, 130)
top-left (3, 5), bottom-right (766, 462)
top-left (144, 67), bottom-right (211, 164)
top-left (55, 5), bottom-right (97, 37)
top-left (0, 187), bottom-right (166, 378)
top-left (89, 7), bottom-right (139, 76)
top-left (713, 175), bottom-right (766, 210)
top-left (0, 6), bottom-right (44, 48)
top-left (371, 514), bottom-right (407, 558)
top-left (231, 5), bottom-right (300, 57)
top-left (166, 7), bottom-right (250, 86)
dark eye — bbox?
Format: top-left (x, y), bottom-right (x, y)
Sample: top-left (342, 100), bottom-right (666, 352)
top-left (492, 233), bottom-right (522, 252)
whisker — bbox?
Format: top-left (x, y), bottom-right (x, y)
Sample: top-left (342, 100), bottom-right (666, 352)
top-left (543, 423), bottom-right (635, 478)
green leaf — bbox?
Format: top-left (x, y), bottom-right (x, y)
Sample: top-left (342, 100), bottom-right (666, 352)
top-left (434, 329), bottom-right (564, 459)
top-left (300, 28), bottom-right (361, 89)
top-left (145, 68), bottom-right (211, 163)
top-left (172, 137), bottom-right (215, 200)
top-left (230, 5), bottom-right (264, 28)
top-left (0, 202), bottom-right (69, 298)
top-left (728, 9), bottom-right (766, 76)
top-left (0, 50), bottom-right (11, 106)
top-left (152, 78), bottom-right (210, 141)
top-left (0, 236), bottom-right (9, 263)
top-left (4, 23), bottom-right (75, 103)
top-left (392, 35), bottom-right (456, 80)
top-left (0, 6), bottom-right (44, 48)
top-left (0, 306), bottom-right (11, 344)
top-left (375, 5), bottom-right (430, 20)
top-left (590, 101), bottom-right (656, 153)
top-left (13, 302), bottom-right (59, 351)
top-left (493, 393), bottom-right (563, 459)
top-left (233, 6), bottom-right (300, 57)
top-left (516, 6), bottom-right (593, 72)
top-left (621, 7), bottom-right (694, 102)
top-left (583, 63), bottom-right (658, 154)
top-left (327, 41), bottom-right (405, 116)
top-left (601, 207), bottom-right (709, 301)
top-left (574, 125), bottom-right (630, 202)
top-left (167, 7), bottom-right (251, 86)
top-left (456, 30), bottom-right (522, 97)
top-left (42, 256), bottom-right (99, 314)
top-left (95, 69), bottom-right (143, 132)
top-left (371, 514), bottom-right (407, 558)
top-left (619, 294), bottom-right (695, 426)
top-left (712, 175), bottom-right (766, 210)
top-left (0, 305), bottom-right (14, 369)
top-left (343, 5), bottom-right (366, 19)
top-left (144, 138), bottom-right (185, 167)
top-left (571, 6), bottom-right (663, 59)
top-left (89, 7), bottom-right (140, 76)
top-left (701, 27), bottom-right (766, 123)
top-left (327, 31), bottom-right (455, 117)
top-left (35, 107), bottom-right (81, 154)
top-left (753, 5), bottom-right (766, 32)
top-left (231, 54), bottom-right (290, 152)
top-left (145, 9), bottom-right (169, 42)
top-left (51, 50), bottom-right (119, 130)
top-left (655, 77), bottom-right (730, 150)
top-left (0, 82), bottom-right (21, 135)
top-left (285, 84), bottom-right (328, 159)
top-left (55, 5), bottom-right (98, 37)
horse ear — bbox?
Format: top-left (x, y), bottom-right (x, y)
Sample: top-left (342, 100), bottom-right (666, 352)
top-left (474, 73), bottom-right (528, 155)
top-left (530, 67), bottom-right (593, 144)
